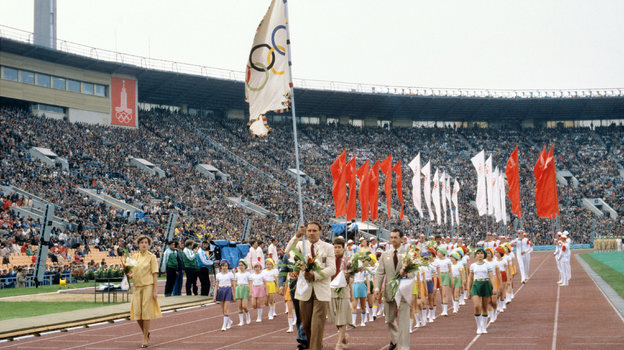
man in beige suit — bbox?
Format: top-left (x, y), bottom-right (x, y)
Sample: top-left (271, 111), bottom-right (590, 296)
top-left (286, 222), bottom-right (336, 350)
top-left (374, 229), bottom-right (413, 350)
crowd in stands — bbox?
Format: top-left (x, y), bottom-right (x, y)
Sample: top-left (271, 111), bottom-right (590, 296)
top-left (0, 103), bottom-right (622, 287)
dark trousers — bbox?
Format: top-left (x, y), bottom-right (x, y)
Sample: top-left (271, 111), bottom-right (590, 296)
top-left (290, 284), bottom-right (308, 347)
top-left (185, 268), bottom-right (198, 295)
top-left (173, 268), bottom-right (184, 296)
top-left (164, 267), bottom-right (177, 297)
top-left (198, 267), bottom-right (210, 296)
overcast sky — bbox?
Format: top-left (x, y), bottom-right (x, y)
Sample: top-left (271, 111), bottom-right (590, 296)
top-left (1, 0), bottom-right (623, 89)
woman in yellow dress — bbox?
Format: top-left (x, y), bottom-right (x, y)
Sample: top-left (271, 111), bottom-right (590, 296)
top-left (127, 235), bottom-right (162, 348)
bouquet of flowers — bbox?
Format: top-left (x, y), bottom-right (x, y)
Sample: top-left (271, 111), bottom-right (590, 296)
top-left (333, 253), bottom-right (366, 296)
top-left (289, 247), bottom-right (325, 295)
top-left (389, 247), bottom-right (427, 305)
top-left (121, 253), bottom-right (137, 276)
top-left (425, 239), bottom-right (437, 250)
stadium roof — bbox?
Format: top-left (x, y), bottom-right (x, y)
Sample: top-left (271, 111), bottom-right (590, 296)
top-left (2, 37), bottom-right (623, 122)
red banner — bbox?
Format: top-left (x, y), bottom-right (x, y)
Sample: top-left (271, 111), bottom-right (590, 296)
top-left (111, 77), bottom-right (137, 127)
top-left (505, 146), bottom-right (522, 218)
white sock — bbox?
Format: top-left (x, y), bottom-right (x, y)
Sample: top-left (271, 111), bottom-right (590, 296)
top-left (292, 311), bottom-right (297, 324)
top-left (421, 309), bottom-right (427, 324)
top-left (246, 311), bottom-right (251, 323)
top-left (285, 303), bottom-right (288, 314)
top-left (352, 313), bottom-right (357, 325)
top-left (257, 308), bottom-right (263, 320)
top-left (372, 305), bottom-right (378, 317)
top-left (410, 318), bottom-right (414, 329)
top-left (453, 300), bottom-right (459, 312)
top-left (442, 303), bottom-right (448, 314)
top-left (238, 313), bottom-right (244, 324)
top-left (475, 315), bottom-right (481, 333)
top-left (361, 312), bottom-right (366, 324)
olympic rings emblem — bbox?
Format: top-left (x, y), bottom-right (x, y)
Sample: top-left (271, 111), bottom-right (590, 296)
top-left (116, 111), bottom-right (132, 124)
top-left (247, 25), bottom-right (287, 92)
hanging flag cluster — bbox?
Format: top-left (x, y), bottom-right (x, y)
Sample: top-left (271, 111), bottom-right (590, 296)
top-left (244, 0), bottom-right (291, 136)
top-left (471, 150), bottom-right (509, 224)
top-left (409, 154), bottom-right (461, 227)
top-left (534, 144), bottom-right (560, 218)
top-left (329, 152), bottom-right (404, 221)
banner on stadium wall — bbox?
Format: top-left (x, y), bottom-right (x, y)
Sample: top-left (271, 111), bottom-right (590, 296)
top-left (111, 77), bottom-right (137, 127)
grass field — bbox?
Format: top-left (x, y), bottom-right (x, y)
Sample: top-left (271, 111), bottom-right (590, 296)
top-left (580, 252), bottom-right (624, 299)
top-left (0, 282), bottom-right (95, 298)
top-left (0, 301), bottom-right (120, 321)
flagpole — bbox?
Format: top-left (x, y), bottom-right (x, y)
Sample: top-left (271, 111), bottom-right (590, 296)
top-left (282, 0), bottom-right (307, 257)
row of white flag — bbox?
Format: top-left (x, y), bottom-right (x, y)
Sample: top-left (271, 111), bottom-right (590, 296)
top-left (407, 153), bottom-right (460, 226)
top-left (471, 150), bottom-right (508, 224)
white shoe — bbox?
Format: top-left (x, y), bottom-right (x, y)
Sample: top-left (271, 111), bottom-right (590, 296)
top-left (238, 321), bottom-right (244, 326)
top-left (287, 326), bottom-right (294, 333)
top-left (221, 325), bottom-right (227, 331)
top-left (428, 317), bottom-right (434, 323)
top-left (440, 311), bottom-right (448, 316)
top-left (256, 318), bottom-right (262, 323)
top-left (360, 322), bottom-right (366, 327)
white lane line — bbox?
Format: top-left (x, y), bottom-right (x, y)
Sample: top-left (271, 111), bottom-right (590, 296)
top-left (463, 253), bottom-right (549, 350)
top-left (212, 327), bottom-right (289, 350)
top-left (551, 285), bottom-right (561, 350)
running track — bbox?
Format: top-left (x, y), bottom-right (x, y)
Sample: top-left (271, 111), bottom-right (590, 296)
top-left (1, 251), bottom-right (623, 349)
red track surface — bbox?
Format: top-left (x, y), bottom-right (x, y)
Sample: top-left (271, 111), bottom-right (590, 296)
top-left (2, 251), bottom-right (623, 349)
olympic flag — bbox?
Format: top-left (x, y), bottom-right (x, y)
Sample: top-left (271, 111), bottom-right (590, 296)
top-left (245, 0), bottom-right (291, 136)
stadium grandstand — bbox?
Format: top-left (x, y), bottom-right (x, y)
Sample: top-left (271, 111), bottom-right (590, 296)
top-left (0, 21), bottom-right (623, 288)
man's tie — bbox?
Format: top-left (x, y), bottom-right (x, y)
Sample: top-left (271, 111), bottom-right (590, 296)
top-left (393, 249), bottom-right (398, 269)
top-left (311, 243), bottom-right (316, 259)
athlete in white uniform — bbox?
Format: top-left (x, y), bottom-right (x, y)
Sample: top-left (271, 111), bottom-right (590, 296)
top-left (558, 231), bottom-right (571, 286)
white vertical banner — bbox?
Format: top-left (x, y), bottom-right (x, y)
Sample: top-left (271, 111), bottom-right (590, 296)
top-left (485, 155), bottom-right (494, 216)
top-left (422, 161), bottom-right (434, 221)
top-left (408, 153), bottom-right (423, 218)
top-left (441, 171), bottom-right (447, 225)
top-left (452, 178), bottom-right (460, 225)
top-left (470, 150), bottom-right (487, 216)
top-left (432, 169), bottom-right (442, 225)
top-left (493, 167), bottom-right (502, 223)
top-left (445, 175), bottom-right (452, 225)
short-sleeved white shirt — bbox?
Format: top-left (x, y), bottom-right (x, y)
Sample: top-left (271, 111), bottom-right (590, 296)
top-left (433, 257), bottom-right (451, 273)
top-left (216, 271), bottom-right (235, 287)
top-left (263, 268), bottom-right (278, 283)
top-left (236, 271), bottom-right (251, 285)
top-left (250, 272), bottom-right (265, 286)
top-left (353, 270), bottom-right (367, 283)
top-left (495, 258), bottom-right (506, 272)
top-left (450, 262), bottom-right (463, 277)
top-left (470, 262), bottom-right (492, 280)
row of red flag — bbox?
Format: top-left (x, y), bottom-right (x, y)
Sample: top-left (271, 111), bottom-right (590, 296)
top-left (330, 151), bottom-right (404, 222)
top-left (503, 143), bottom-right (559, 221)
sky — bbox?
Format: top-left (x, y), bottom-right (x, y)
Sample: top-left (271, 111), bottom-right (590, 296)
top-left (1, 0), bottom-right (623, 90)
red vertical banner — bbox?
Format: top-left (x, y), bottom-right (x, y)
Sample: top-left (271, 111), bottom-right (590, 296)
top-left (356, 160), bottom-right (370, 222)
top-left (330, 150), bottom-right (347, 217)
top-left (369, 162), bottom-right (380, 221)
top-left (392, 159), bottom-right (404, 220)
top-left (505, 146), bottom-right (522, 218)
top-left (111, 77), bottom-right (137, 127)
top-left (345, 157), bottom-right (358, 221)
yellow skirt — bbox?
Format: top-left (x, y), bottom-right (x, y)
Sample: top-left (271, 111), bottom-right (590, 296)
top-left (130, 284), bottom-right (162, 320)
top-left (510, 263), bottom-right (516, 276)
top-left (412, 280), bottom-right (419, 295)
top-left (266, 281), bottom-right (278, 294)
top-left (284, 284), bottom-right (291, 301)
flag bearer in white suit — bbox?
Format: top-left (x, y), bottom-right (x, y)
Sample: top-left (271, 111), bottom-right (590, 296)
top-left (554, 232), bottom-right (563, 284)
top-left (285, 223), bottom-right (336, 350)
top-left (558, 231), bottom-right (571, 286)
top-left (374, 229), bottom-right (415, 350)
top-left (512, 230), bottom-right (528, 283)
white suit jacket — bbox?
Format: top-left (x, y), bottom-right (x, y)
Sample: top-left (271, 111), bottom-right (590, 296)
top-left (285, 235), bottom-right (336, 302)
